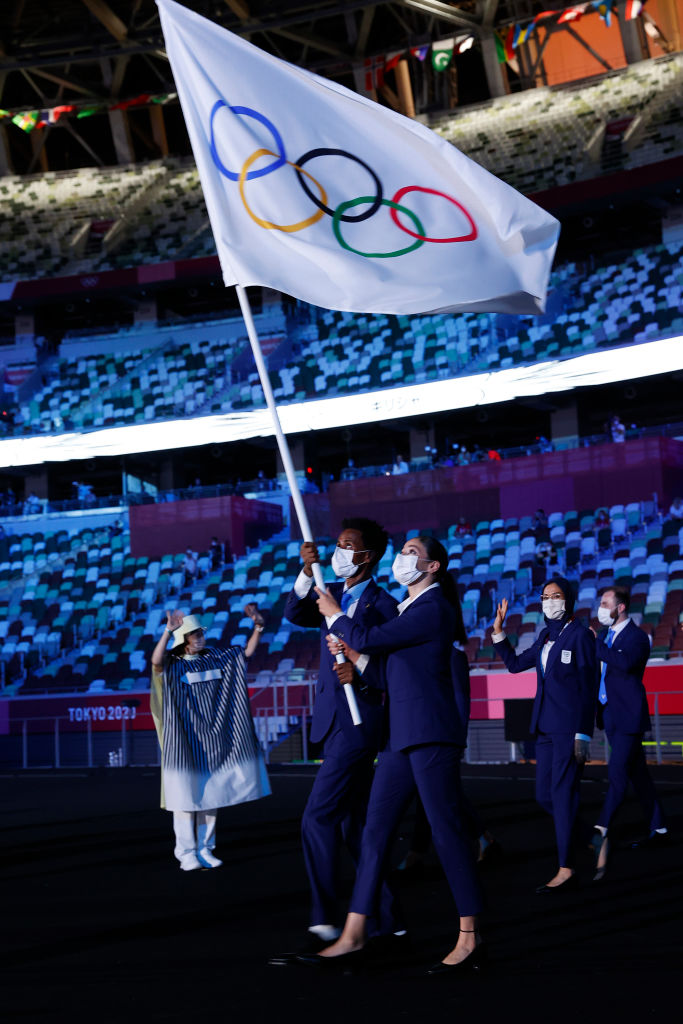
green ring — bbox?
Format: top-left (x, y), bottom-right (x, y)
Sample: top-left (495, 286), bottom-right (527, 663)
top-left (332, 196), bottom-right (426, 258)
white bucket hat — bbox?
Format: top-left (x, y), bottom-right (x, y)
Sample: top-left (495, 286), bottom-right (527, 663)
top-left (172, 614), bottom-right (205, 647)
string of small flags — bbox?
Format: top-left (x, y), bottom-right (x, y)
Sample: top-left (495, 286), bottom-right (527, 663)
top-left (495, 1), bottom-right (647, 70)
top-left (0, 91), bottom-right (177, 134)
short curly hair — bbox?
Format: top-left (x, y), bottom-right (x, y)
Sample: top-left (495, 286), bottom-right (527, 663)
top-left (341, 517), bottom-right (389, 569)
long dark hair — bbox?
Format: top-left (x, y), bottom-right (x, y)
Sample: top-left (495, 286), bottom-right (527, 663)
top-left (417, 535), bottom-right (467, 645)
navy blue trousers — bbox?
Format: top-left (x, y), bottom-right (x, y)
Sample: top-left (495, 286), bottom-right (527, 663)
top-left (535, 732), bottom-right (584, 867)
top-left (598, 719), bottom-right (665, 832)
top-left (350, 744), bottom-right (483, 919)
top-left (301, 725), bottom-right (399, 934)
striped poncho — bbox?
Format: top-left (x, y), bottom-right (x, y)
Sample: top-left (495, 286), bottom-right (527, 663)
top-left (151, 645), bottom-right (271, 811)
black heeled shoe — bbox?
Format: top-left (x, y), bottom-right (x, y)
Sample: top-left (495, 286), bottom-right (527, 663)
top-left (591, 833), bottom-right (609, 883)
top-left (535, 872), bottom-right (579, 894)
top-left (295, 948), bottom-right (366, 971)
top-left (426, 943), bottom-right (487, 976)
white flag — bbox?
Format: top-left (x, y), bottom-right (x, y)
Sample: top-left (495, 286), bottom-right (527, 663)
top-left (158, 0), bottom-right (559, 315)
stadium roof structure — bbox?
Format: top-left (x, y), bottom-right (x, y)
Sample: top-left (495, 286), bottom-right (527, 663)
top-left (0, 0), bottom-right (655, 175)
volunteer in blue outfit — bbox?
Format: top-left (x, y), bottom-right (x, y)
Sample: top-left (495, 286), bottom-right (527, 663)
top-left (590, 586), bottom-right (667, 881)
top-left (150, 604), bottom-right (270, 871)
top-left (280, 518), bottom-right (399, 948)
top-left (492, 576), bottom-right (597, 893)
top-left (310, 535), bottom-right (484, 976)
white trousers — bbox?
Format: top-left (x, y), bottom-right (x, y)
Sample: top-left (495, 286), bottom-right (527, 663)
top-left (172, 809), bottom-right (218, 861)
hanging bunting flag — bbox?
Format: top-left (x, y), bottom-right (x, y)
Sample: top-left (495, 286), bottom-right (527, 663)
top-left (0, 109), bottom-right (10, 120)
top-left (385, 51), bottom-right (404, 73)
top-left (51, 104), bottom-right (76, 123)
top-left (432, 39), bottom-right (455, 71)
top-left (363, 55), bottom-right (386, 91)
top-left (410, 45), bottom-right (429, 61)
top-left (111, 93), bottom-right (152, 111)
top-left (37, 104), bottom-right (76, 128)
top-left (533, 10), bottom-right (558, 24)
top-left (558, 4), bottom-right (590, 23)
top-left (514, 23), bottom-right (534, 47)
top-left (11, 110), bottom-right (39, 132)
top-left (592, 1), bottom-right (613, 25)
top-left (494, 32), bottom-right (507, 63)
top-left (76, 106), bottom-right (102, 119)
top-left (624, 0), bottom-right (643, 18)
top-left (456, 35), bottom-right (475, 53)
top-left (504, 26), bottom-right (516, 61)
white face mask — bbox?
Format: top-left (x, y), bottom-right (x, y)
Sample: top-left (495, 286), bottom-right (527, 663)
top-left (392, 552), bottom-right (424, 586)
top-left (542, 598), bottom-right (566, 620)
top-left (331, 546), bottom-right (364, 579)
top-left (597, 605), bottom-right (617, 627)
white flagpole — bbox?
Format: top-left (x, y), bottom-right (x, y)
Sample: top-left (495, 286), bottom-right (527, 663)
top-left (235, 284), bottom-right (362, 727)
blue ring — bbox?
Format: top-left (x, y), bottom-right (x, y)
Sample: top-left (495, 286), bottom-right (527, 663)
top-left (209, 101), bottom-right (286, 181)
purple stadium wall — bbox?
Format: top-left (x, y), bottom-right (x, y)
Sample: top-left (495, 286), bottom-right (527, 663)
top-left (129, 495), bottom-right (282, 558)
top-left (296, 438), bottom-right (683, 537)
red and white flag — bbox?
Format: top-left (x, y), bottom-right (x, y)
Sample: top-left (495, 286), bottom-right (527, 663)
top-left (384, 51), bottom-right (404, 73)
top-left (364, 55), bottom-right (386, 91)
top-left (558, 4), bottom-right (590, 23)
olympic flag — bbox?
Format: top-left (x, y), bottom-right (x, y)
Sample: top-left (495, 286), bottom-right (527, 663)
top-left (157, 0), bottom-right (559, 315)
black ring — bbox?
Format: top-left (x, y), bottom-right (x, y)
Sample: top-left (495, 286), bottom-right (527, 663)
top-left (294, 148), bottom-right (383, 223)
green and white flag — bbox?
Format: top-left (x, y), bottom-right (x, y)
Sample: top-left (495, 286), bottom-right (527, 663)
top-left (431, 39), bottom-right (455, 71)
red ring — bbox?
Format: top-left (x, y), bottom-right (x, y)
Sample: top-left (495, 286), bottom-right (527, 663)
top-left (389, 186), bottom-right (478, 243)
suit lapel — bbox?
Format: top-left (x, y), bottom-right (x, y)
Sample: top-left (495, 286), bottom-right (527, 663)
top-left (358, 577), bottom-right (378, 616)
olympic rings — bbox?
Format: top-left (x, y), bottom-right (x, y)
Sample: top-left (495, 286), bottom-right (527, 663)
top-left (294, 149), bottom-right (383, 223)
top-left (209, 101), bottom-right (286, 181)
top-left (207, 99), bottom-right (479, 258)
top-left (333, 197), bottom-right (425, 259)
top-left (390, 186), bottom-right (478, 243)
top-left (239, 149), bottom-right (328, 233)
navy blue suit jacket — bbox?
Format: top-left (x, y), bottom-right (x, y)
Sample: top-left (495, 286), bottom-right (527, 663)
top-left (284, 576), bottom-right (398, 744)
top-left (330, 587), bottom-right (468, 752)
top-left (495, 617), bottom-right (597, 737)
top-left (451, 647), bottom-right (471, 742)
top-left (596, 619), bottom-right (651, 733)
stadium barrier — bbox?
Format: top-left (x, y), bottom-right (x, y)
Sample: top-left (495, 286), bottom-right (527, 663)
top-left (3, 692), bottom-right (682, 770)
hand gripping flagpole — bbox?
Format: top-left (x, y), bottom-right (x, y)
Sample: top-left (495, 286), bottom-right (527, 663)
top-left (235, 285), bottom-right (362, 727)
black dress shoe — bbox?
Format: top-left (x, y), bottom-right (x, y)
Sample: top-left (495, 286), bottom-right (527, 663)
top-left (295, 949), bottom-right (366, 971)
top-left (535, 873), bottom-right (579, 894)
top-left (268, 952), bottom-right (307, 966)
top-left (590, 833), bottom-right (609, 883)
top-left (631, 830), bottom-right (670, 849)
top-left (267, 932), bottom-right (330, 965)
top-left (426, 943), bottom-right (487, 976)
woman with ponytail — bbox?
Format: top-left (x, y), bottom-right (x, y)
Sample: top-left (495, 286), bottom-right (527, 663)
top-left (492, 576), bottom-right (597, 893)
top-left (308, 534), bottom-right (485, 976)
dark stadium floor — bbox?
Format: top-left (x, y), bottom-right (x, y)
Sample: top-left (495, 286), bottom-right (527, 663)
top-left (2, 763), bottom-right (681, 1023)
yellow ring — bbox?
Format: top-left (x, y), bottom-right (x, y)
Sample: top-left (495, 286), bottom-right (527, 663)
top-left (239, 148), bottom-right (327, 232)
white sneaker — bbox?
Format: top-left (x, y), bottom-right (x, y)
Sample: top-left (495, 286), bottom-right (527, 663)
top-left (179, 852), bottom-right (202, 871)
top-left (198, 849), bottom-right (223, 868)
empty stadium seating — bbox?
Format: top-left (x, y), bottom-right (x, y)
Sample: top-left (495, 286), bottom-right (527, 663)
top-left (21, 334), bottom-right (239, 432)
top-left (0, 55), bottom-right (681, 285)
top-left (1, 496), bottom-right (681, 699)
top-left (10, 236), bottom-right (683, 438)
top-left (434, 52), bottom-right (683, 194)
